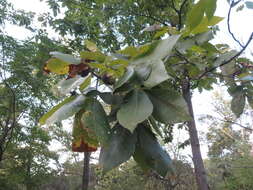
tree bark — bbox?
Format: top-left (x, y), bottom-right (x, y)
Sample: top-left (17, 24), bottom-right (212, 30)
top-left (182, 80), bottom-right (209, 190)
top-left (82, 152), bottom-right (90, 190)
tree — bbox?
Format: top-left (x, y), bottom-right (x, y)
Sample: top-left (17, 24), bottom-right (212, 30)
top-left (0, 1), bottom-right (78, 189)
top-left (200, 90), bottom-right (253, 189)
top-left (39, 1), bottom-right (253, 189)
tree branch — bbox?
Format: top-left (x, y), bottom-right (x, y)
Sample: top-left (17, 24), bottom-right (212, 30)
top-left (218, 118), bottom-right (253, 131)
top-left (197, 32), bottom-right (253, 79)
top-left (227, 0), bottom-right (244, 48)
top-left (171, 0), bottom-right (188, 30)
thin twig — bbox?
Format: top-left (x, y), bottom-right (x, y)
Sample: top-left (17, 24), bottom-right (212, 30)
top-left (171, 0), bottom-right (188, 30)
top-left (219, 118), bottom-right (253, 131)
top-left (178, 0), bottom-right (188, 30)
top-left (227, 0), bottom-right (244, 48)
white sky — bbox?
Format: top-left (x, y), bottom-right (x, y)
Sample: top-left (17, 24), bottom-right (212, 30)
top-left (5, 0), bottom-right (253, 161)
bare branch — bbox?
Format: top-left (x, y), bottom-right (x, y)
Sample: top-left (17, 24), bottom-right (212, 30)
top-left (218, 118), bottom-right (253, 131)
top-left (227, 0), bottom-right (244, 48)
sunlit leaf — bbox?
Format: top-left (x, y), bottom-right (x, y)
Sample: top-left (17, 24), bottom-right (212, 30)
top-left (186, 0), bottom-right (205, 30)
top-left (117, 46), bottom-right (139, 58)
top-left (99, 125), bottom-right (137, 173)
top-left (54, 76), bottom-right (87, 96)
top-left (117, 90), bottom-right (153, 132)
top-left (39, 95), bottom-right (86, 126)
top-left (189, 16), bottom-right (223, 35)
top-left (133, 126), bottom-right (173, 177)
top-left (46, 58), bottom-right (69, 74)
top-left (131, 35), bottom-right (180, 66)
top-left (205, 0), bottom-right (217, 20)
top-left (85, 40), bottom-right (98, 52)
top-left (79, 75), bottom-right (92, 90)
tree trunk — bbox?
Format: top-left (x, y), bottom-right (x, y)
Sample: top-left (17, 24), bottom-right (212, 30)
top-left (82, 152), bottom-right (90, 190)
top-left (182, 80), bottom-right (209, 190)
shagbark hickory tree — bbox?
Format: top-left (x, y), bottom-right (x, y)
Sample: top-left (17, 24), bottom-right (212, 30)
top-left (40, 0), bottom-right (253, 189)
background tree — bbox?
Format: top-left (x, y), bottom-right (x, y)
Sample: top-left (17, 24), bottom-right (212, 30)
top-left (200, 90), bottom-right (253, 190)
top-left (0, 1), bottom-right (75, 189)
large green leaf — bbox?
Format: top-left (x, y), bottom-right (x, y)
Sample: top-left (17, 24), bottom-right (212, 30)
top-left (50, 51), bottom-right (80, 64)
top-left (189, 16), bottom-right (223, 35)
top-left (39, 95), bottom-right (86, 126)
top-left (231, 90), bottom-right (246, 118)
top-left (146, 88), bottom-right (191, 124)
top-left (186, 0), bottom-right (205, 30)
top-left (117, 90), bottom-right (153, 132)
top-left (54, 76), bottom-right (87, 96)
top-left (131, 35), bottom-right (180, 66)
top-left (99, 125), bottom-right (137, 173)
top-left (81, 98), bottom-right (111, 145)
top-left (205, 0), bottom-right (217, 20)
top-left (134, 59), bottom-right (170, 88)
top-left (176, 31), bottom-right (213, 53)
top-left (133, 125), bottom-right (173, 177)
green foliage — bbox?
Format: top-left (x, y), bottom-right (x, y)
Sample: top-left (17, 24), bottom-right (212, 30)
top-left (147, 88), bottom-right (191, 124)
top-left (117, 90), bottom-right (153, 132)
top-left (81, 98), bottom-right (111, 145)
top-left (133, 126), bottom-right (173, 177)
top-left (99, 125), bottom-right (137, 173)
